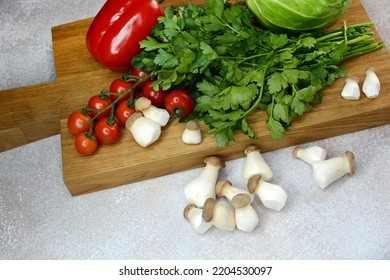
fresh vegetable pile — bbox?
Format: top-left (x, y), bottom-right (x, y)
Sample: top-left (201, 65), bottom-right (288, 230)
top-left (67, 70), bottom-right (194, 155)
top-left (132, 0), bottom-right (383, 147)
top-left (71, 0), bottom-right (384, 154)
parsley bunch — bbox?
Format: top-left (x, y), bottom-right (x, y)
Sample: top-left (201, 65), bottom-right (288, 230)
top-left (132, 0), bottom-right (383, 147)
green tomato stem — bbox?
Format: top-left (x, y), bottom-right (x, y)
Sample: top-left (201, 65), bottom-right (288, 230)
top-left (86, 74), bottom-right (151, 129)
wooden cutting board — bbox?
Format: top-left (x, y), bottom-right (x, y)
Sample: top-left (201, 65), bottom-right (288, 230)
top-left (1, 0), bottom-right (390, 195)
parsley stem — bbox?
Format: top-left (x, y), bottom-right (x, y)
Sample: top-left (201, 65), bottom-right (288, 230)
top-left (316, 31), bottom-right (344, 42)
top-left (347, 35), bottom-right (373, 45)
top-left (243, 65), bottom-right (269, 119)
top-left (322, 22), bottom-right (374, 35)
top-left (236, 52), bottom-right (271, 65)
top-left (343, 41), bottom-right (384, 60)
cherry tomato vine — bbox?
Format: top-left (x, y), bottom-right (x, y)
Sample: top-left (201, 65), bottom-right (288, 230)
top-left (68, 69), bottom-right (195, 156)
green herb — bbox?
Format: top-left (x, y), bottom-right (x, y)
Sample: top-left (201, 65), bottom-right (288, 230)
top-left (132, 0), bottom-right (383, 147)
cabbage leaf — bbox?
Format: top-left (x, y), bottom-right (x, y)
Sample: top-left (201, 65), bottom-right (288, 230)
top-left (246, 0), bottom-right (352, 32)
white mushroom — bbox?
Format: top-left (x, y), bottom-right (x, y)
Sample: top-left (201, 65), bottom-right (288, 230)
top-left (247, 174), bottom-right (288, 211)
top-left (362, 68), bottom-right (380, 99)
top-left (215, 180), bottom-right (253, 208)
top-left (202, 198), bottom-right (236, 231)
top-left (184, 156), bottom-right (225, 208)
top-left (135, 97), bottom-right (170, 127)
top-left (183, 204), bottom-right (212, 234)
top-left (182, 120), bottom-right (202, 145)
top-left (125, 112), bottom-right (161, 147)
top-left (312, 151), bottom-right (355, 189)
top-left (293, 145), bottom-right (328, 164)
top-left (216, 181), bottom-right (259, 233)
top-left (235, 204), bottom-right (259, 233)
top-left (243, 145), bottom-right (273, 183)
top-left (341, 76), bottom-right (360, 100)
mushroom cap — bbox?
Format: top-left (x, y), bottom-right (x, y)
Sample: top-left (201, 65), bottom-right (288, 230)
top-left (125, 112), bottom-right (143, 130)
top-left (185, 120), bottom-right (200, 131)
top-left (183, 204), bottom-right (197, 220)
top-left (215, 180), bottom-right (232, 198)
top-left (245, 144), bottom-right (260, 155)
top-left (247, 174), bottom-right (262, 193)
top-left (202, 198), bottom-right (216, 222)
top-left (345, 151), bottom-right (356, 176)
top-left (135, 96), bottom-right (152, 112)
top-left (292, 146), bottom-right (302, 158)
top-left (231, 194), bottom-right (252, 209)
top-left (203, 156), bottom-right (225, 169)
top-left (216, 180), bottom-right (251, 208)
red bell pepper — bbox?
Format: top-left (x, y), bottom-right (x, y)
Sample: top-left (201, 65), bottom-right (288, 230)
top-left (86, 0), bottom-right (164, 72)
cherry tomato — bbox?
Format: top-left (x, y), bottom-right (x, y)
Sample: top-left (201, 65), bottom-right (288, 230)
top-left (87, 94), bottom-right (112, 120)
top-left (94, 117), bottom-right (121, 144)
top-left (164, 89), bottom-right (194, 118)
top-left (131, 67), bottom-right (151, 88)
top-left (142, 81), bottom-right (166, 108)
top-left (67, 111), bottom-right (92, 136)
top-left (109, 79), bottom-right (136, 103)
top-left (116, 99), bottom-right (136, 125)
top-left (74, 132), bottom-right (98, 156)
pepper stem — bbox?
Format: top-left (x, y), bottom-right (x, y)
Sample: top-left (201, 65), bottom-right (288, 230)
top-left (158, 0), bottom-right (165, 4)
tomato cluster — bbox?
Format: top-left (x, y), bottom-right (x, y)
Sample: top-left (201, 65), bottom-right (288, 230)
top-left (67, 68), bottom-right (195, 156)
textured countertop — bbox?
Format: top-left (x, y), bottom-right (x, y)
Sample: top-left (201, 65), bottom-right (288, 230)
top-left (1, 0), bottom-right (389, 260)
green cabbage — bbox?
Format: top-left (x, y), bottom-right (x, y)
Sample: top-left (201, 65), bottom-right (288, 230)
top-left (246, 0), bottom-right (352, 32)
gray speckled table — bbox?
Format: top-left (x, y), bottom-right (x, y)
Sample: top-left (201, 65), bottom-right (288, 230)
top-left (0, 0), bottom-right (389, 260)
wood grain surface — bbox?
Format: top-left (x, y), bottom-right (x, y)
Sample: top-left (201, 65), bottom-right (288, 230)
top-left (0, 1), bottom-right (389, 195)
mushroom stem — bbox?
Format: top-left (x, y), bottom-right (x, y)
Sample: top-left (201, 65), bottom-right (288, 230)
top-left (183, 204), bottom-right (212, 234)
top-left (184, 156), bottom-right (225, 208)
top-left (341, 76), bottom-right (360, 100)
top-left (293, 145), bottom-right (327, 164)
top-left (312, 151), bottom-right (355, 189)
top-left (247, 174), bottom-right (288, 211)
top-left (235, 204), bottom-right (259, 233)
top-left (215, 180), bottom-right (253, 208)
top-left (125, 112), bottom-right (161, 147)
top-left (362, 68), bottom-right (380, 99)
top-left (182, 120), bottom-right (202, 145)
top-left (202, 198), bottom-right (236, 231)
top-left (135, 97), bottom-right (170, 127)
top-left (243, 145), bottom-right (273, 183)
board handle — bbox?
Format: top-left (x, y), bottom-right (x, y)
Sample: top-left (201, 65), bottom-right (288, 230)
top-left (0, 82), bottom-right (62, 152)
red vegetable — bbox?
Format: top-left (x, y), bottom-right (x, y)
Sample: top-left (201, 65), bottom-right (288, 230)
top-left (164, 89), bottom-right (194, 118)
top-left (116, 99), bottom-right (136, 125)
top-left (94, 117), bottom-right (121, 145)
top-left (87, 94), bottom-right (112, 120)
top-left (130, 67), bottom-right (151, 88)
top-left (67, 111), bottom-right (92, 136)
top-left (86, 0), bottom-right (164, 72)
top-left (74, 133), bottom-right (98, 156)
top-left (142, 81), bottom-right (167, 108)
top-left (109, 78), bottom-right (136, 103)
